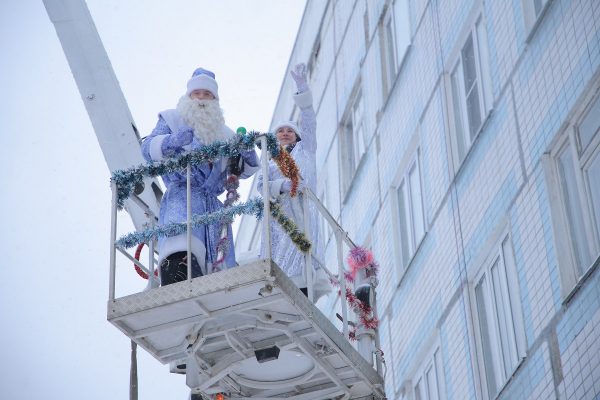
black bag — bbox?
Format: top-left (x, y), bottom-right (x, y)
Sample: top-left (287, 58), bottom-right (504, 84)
top-left (227, 155), bottom-right (244, 176)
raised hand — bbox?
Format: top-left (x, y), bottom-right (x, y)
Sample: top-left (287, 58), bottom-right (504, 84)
top-left (290, 63), bottom-right (308, 93)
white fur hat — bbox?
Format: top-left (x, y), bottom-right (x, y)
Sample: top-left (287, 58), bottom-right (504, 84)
top-left (272, 121), bottom-right (301, 139)
top-left (186, 67), bottom-right (219, 99)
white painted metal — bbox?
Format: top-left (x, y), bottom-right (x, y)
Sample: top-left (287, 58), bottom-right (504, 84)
top-left (117, 247), bottom-right (150, 274)
top-left (336, 231), bottom-right (350, 340)
top-left (354, 269), bottom-right (374, 368)
top-left (370, 278), bottom-right (383, 375)
top-left (109, 181), bottom-right (118, 301)
top-left (187, 164), bottom-right (193, 281)
top-left (108, 260), bottom-right (385, 399)
top-left (107, 167), bottom-right (385, 393)
top-left (305, 188), bottom-right (383, 375)
top-left (260, 136), bottom-right (272, 259)
top-left (148, 233), bottom-right (157, 289)
top-left (107, 160), bottom-right (385, 383)
top-left (302, 187), bottom-right (314, 302)
top-left (43, 0), bottom-right (162, 232)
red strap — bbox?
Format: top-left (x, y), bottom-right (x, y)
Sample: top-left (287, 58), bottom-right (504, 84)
top-left (133, 243), bottom-right (158, 279)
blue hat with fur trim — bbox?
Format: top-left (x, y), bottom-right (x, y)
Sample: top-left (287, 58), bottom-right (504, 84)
top-left (186, 67), bottom-right (219, 99)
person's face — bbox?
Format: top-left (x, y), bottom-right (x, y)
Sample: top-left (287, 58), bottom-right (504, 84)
top-left (190, 89), bottom-right (215, 101)
top-left (277, 126), bottom-right (297, 146)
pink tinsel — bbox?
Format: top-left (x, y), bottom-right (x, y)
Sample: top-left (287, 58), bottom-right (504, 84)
top-left (328, 246), bottom-right (382, 334)
top-left (343, 287), bottom-right (379, 331)
top-left (344, 271), bottom-right (355, 284)
top-left (347, 246), bottom-right (375, 278)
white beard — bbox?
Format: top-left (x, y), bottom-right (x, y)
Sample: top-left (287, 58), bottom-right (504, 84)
top-left (176, 96), bottom-right (228, 144)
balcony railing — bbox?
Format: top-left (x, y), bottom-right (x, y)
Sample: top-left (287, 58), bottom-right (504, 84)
top-left (109, 132), bottom-right (383, 374)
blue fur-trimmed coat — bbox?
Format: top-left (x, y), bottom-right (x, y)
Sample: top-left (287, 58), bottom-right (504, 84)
top-left (142, 109), bottom-right (258, 274)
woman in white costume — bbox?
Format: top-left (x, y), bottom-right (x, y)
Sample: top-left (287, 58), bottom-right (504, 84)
top-left (258, 63), bottom-right (329, 300)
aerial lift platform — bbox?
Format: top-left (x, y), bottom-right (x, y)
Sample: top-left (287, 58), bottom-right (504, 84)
top-left (45, 0), bottom-right (386, 398)
top-left (108, 259), bottom-right (384, 399)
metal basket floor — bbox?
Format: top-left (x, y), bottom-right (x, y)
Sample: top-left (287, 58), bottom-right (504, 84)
top-left (108, 260), bottom-right (384, 399)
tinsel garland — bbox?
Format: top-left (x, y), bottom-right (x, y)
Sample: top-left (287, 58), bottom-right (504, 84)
top-left (328, 246), bottom-right (380, 340)
top-left (213, 175), bottom-right (241, 271)
top-left (224, 175), bottom-right (241, 205)
top-left (269, 200), bottom-right (311, 253)
top-left (115, 197), bottom-right (312, 255)
top-left (346, 246), bottom-right (379, 282)
top-left (343, 286), bottom-right (379, 330)
top-left (111, 131), bottom-right (279, 209)
top-left (116, 197), bottom-right (264, 249)
top-left (273, 146), bottom-right (300, 197)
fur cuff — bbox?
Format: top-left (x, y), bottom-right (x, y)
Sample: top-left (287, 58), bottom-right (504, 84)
top-left (158, 234), bottom-right (207, 274)
top-left (293, 89), bottom-right (313, 109)
top-left (149, 135), bottom-right (168, 161)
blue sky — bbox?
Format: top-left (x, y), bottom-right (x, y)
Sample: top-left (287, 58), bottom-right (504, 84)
top-left (0, 1), bottom-right (305, 398)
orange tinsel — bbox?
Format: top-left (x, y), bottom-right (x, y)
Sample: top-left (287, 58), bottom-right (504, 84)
top-left (273, 146), bottom-right (300, 197)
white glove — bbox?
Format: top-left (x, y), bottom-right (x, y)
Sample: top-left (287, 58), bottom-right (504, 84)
top-left (161, 127), bottom-right (193, 156)
top-left (290, 63), bottom-right (308, 93)
top-left (280, 180), bottom-right (292, 193)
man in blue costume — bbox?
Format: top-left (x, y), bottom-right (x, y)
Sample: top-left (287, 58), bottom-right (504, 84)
top-left (142, 67), bottom-right (258, 285)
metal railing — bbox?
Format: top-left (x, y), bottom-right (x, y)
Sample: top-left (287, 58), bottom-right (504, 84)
top-left (108, 134), bottom-right (383, 374)
top-left (301, 188), bottom-right (383, 374)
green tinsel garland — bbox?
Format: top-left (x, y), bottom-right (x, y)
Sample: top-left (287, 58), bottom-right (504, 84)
top-left (111, 130), bottom-right (311, 255)
top-left (115, 197), bottom-right (264, 248)
top-left (111, 131), bottom-right (279, 209)
top-left (269, 201), bottom-right (312, 253)
top-left (115, 197), bottom-right (312, 254)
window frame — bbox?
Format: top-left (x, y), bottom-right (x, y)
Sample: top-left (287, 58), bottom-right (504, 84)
top-left (399, 333), bottom-right (446, 400)
top-left (444, 12), bottom-right (493, 172)
top-left (339, 85), bottom-right (367, 195)
top-left (469, 231), bottom-right (527, 399)
top-left (522, 0), bottom-right (553, 42)
top-left (378, 0), bottom-right (411, 101)
top-left (306, 34), bottom-right (321, 85)
top-left (543, 86), bottom-right (600, 301)
top-left (391, 138), bottom-right (427, 280)
top-left (411, 343), bottom-right (446, 400)
top-left (380, 8), bottom-right (398, 99)
top-left (351, 91), bottom-right (367, 167)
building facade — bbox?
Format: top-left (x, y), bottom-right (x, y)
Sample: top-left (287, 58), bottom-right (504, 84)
top-left (236, 0), bottom-right (600, 398)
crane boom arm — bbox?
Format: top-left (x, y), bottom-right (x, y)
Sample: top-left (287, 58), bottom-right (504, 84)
top-left (44, 0), bottom-right (162, 230)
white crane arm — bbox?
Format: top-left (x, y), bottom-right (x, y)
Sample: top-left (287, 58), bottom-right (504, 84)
top-left (44, 0), bottom-right (162, 230)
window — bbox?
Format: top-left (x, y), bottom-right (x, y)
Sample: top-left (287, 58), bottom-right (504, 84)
top-left (533, 0), bottom-right (549, 16)
top-left (379, 0), bottom-right (411, 99)
top-left (340, 89), bottom-right (367, 192)
top-left (381, 11), bottom-right (398, 97)
top-left (522, 0), bottom-right (551, 38)
top-left (545, 90), bottom-right (600, 298)
top-left (448, 16), bottom-right (492, 164)
top-left (307, 36), bottom-right (321, 85)
top-left (412, 346), bottom-right (445, 400)
top-left (471, 235), bottom-right (526, 399)
top-left (396, 150), bottom-right (425, 270)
